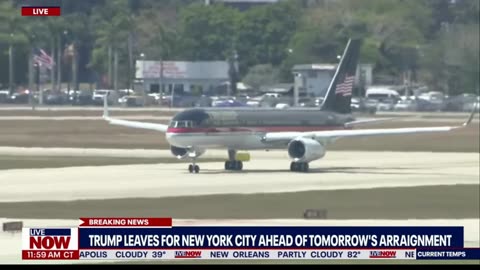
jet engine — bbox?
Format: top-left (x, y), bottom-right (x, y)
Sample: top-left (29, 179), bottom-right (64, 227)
top-left (170, 146), bottom-right (205, 160)
top-left (287, 138), bottom-right (326, 163)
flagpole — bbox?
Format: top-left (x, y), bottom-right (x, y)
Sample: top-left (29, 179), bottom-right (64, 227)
top-left (32, 63), bottom-right (40, 111)
top-left (28, 48), bottom-right (34, 102)
top-left (8, 34), bottom-right (14, 95)
top-left (50, 38), bottom-right (55, 101)
top-left (39, 61), bottom-right (44, 106)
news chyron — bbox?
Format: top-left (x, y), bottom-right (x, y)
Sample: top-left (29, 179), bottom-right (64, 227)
top-left (22, 228), bottom-right (79, 260)
top-left (20, 0), bottom-right (62, 17)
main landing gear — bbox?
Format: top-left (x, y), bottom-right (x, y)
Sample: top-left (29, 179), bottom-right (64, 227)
top-left (290, 162), bottom-right (309, 172)
top-left (225, 160), bottom-right (243, 171)
top-left (225, 149), bottom-right (243, 171)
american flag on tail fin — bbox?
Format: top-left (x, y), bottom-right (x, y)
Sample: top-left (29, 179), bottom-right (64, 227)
top-left (33, 48), bottom-right (55, 70)
top-left (335, 75), bottom-right (354, 97)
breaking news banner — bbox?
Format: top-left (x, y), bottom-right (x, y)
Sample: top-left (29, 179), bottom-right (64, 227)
top-left (21, 217), bottom-right (480, 261)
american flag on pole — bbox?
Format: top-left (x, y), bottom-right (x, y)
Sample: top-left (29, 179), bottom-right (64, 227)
top-left (33, 48), bottom-right (55, 70)
top-left (335, 75), bottom-right (354, 97)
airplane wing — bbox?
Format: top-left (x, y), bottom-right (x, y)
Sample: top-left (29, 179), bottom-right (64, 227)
top-left (263, 107), bottom-right (477, 143)
top-left (344, 117), bottom-right (394, 128)
top-left (102, 96), bottom-right (169, 132)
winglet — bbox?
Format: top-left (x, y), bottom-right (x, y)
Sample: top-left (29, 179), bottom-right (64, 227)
top-left (462, 102), bottom-right (478, 127)
top-left (103, 94), bottom-right (109, 119)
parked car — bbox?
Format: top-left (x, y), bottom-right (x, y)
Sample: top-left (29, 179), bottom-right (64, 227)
top-left (394, 99), bottom-right (417, 111)
top-left (119, 95), bottom-right (144, 107)
top-left (444, 93), bottom-right (477, 112)
top-left (71, 90), bottom-right (94, 106)
top-left (275, 103), bottom-right (290, 109)
top-left (0, 89), bottom-right (9, 103)
top-left (8, 90), bottom-right (31, 104)
top-left (365, 87), bottom-right (400, 102)
top-left (416, 98), bottom-right (444, 112)
top-left (44, 90), bottom-right (69, 105)
top-left (376, 98), bottom-right (396, 111)
top-left (351, 97), bottom-right (377, 114)
top-left (212, 99), bottom-right (247, 107)
top-left (162, 94), bottom-right (208, 107)
top-left (246, 100), bottom-right (260, 107)
top-left (92, 90), bottom-right (119, 105)
top-left (462, 96), bottom-right (480, 112)
top-left (195, 96), bottom-right (213, 107)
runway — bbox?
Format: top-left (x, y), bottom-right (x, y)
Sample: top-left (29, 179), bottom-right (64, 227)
top-left (0, 148), bottom-right (478, 264)
top-left (0, 150), bottom-right (478, 202)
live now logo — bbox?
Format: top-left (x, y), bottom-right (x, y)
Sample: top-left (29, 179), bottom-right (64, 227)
top-left (22, 7), bottom-right (61, 16)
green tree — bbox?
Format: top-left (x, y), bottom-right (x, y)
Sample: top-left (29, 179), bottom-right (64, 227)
top-left (90, 0), bottom-right (131, 89)
top-left (419, 23), bottom-right (479, 95)
top-left (243, 64), bottom-right (280, 90)
top-left (283, 0), bottom-right (370, 80)
top-left (177, 3), bottom-right (239, 61)
top-left (0, 0), bottom-right (30, 93)
top-left (286, 0), bottom-right (432, 84)
top-left (453, 0), bottom-right (479, 24)
top-left (135, 9), bottom-right (179, 60)
top-left (63, 13), bottom-right (93, 90)
top-left (236, 1), bottom-right (302, 77)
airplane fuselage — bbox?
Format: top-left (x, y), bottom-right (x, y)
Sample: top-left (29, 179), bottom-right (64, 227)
top-left (166, 108), bottom-right (354, 150)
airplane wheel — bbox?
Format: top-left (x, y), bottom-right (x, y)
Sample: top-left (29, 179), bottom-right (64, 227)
top-left (290, 162), bottom-right (308, 172)
top-left (301, 163), bottom-right (309, 172)
top-left (225, 161), bottom-right (243, 171)
top-left (235, 161), bottom-right (243, 171)
top-left (194, 165), bottom-right (200, 173)
top-left (188, 164), bottom-right (193, 173)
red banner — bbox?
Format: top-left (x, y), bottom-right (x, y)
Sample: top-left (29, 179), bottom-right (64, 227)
top-left (22, 7), bottom-right (61, 16)
top-left (22, 250), bottom-right (79, 260)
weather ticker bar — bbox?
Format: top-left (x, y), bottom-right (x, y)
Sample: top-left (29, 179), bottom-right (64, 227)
top-left (21, 6), bottom-right (61, 16)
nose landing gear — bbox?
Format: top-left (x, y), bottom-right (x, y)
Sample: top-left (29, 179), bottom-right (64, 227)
top-left (188, 164), bottom-right (200, 173)
top-left (188, 156), bottom-right (200, 173)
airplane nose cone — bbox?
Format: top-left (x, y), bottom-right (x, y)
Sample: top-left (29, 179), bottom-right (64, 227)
top-left (166, 132), bottom-right (188, 148)
top-left (166, 132), bottom-right (176, 144)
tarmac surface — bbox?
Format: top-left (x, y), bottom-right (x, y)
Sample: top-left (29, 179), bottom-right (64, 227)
top-left (1, 149), bottom-right (478, 202)
top-left (0, 148), bottom-right (478, 264)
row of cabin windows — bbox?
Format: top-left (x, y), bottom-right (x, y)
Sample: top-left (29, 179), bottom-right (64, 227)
top-left (170, 119), bottom-right (336, 128)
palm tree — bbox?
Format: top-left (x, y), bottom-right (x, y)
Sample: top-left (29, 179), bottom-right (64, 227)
top-left (43, 17), bottom-right (67, 91)
top-left (151, 24), bottom-right (177, 93)
top-left (91, 0), bottom-right (131, 90)
top-left (0, 1), bottom-right (29, 94)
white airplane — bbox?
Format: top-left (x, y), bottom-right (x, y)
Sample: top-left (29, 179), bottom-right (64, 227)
top-left (102, 39), bottom-right (477, 173)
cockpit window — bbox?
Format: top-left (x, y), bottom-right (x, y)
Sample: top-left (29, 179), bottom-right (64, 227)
top-left (169, 121), bottom-right (194, 128)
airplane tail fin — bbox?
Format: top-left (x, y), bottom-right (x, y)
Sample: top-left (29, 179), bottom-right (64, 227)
top-left (320, 38), bottom-right (362, 114)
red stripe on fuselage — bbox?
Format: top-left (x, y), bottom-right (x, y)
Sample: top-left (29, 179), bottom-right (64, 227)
top-left (166, 126), bottom-right (348, 134)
